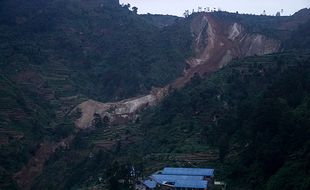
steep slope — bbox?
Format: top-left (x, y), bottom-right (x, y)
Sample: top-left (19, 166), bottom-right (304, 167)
top-left (0, 0), bottom-right (191, 188)
top-left (0, 0), bottom-right (191, 103)
top-left (284, 19), bottom-right (310, 49)
top-left (172, 12), bottom-right (281, 88)
top-left (0, 74), bottom-right (69, 190)
top-left (39, 51), bottom-right (310, 190)
top-left (74, 88), bottom-right (168, 129)
top-left (1, 3), bottom-right (310, 189)
top-left (141, 14), bottom-right (179, 28)
top-left (73, 10), bottom-right (310, 129)
top-left (139, 50), bottom-right (310, 190)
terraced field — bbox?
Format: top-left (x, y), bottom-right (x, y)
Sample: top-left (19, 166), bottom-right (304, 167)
top-left (142, 151), bottom-right (219, 176)
top-left (82, 124), bottom-right (142, 150)
top-left (0, 127), bottom-right (24, 145)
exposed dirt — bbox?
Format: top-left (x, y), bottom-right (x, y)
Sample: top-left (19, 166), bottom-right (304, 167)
top-left (73, 13), bottom-right (281, 129)
top-left (14, 136), bottom-right (74, 190)
top-left (73, 87), bottom-right (169, 129)
top-left (11, 11), bottom-right (306, 189)
top-left (0, 128), bottom-right (24, 145)
top-left (9, 9), bottom-right (310, 190)
top-left (172, 14), bottom-right (280, 89)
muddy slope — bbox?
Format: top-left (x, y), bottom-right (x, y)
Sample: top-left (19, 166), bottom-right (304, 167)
top-left (73, 12), bottom-right (283, 129)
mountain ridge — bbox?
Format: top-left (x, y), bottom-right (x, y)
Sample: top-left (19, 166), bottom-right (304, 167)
top-left (0, 1), bottom-right (310, 189)
top-left (72, 9), bottom-right (310, 129)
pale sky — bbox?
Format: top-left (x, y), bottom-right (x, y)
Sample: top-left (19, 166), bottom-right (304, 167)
top-left (120, 0), bottom-right (310, 16)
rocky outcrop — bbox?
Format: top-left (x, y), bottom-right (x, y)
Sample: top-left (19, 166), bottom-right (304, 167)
top-left (187, 14), bottom-right (281, 73)
top-left (73, 12), bottom-right (282, 129)
top-left (14, 136), bottom-right (74, 190)
top-left (73, 88), bottom-right (168, 129)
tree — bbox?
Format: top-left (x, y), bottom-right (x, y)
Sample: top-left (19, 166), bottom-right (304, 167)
top-left (183, 10), bottom-right (190, 17)
top-left (122, 3), bottom-right (130, 9)
top-left (132, 6), bottom-right (138, 14)
top-left (263, 10), bottom-right (266, 15)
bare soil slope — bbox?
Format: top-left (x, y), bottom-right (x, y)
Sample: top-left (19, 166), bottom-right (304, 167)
top-left (73, 12), bottom-right (284, 129)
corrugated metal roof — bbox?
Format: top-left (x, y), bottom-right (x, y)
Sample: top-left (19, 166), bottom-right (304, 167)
top-left (151, 174), bottom-right (204, 183)
top-left (143, 180), bottom-right (157, 188)
top-left (162, 167), bottom-right (214, 176)
top-left (174, 180), bottom-right (208, 188)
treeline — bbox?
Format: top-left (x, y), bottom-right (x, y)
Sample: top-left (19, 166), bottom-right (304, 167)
top-left (139, 51), bottom-right (310, 190)
top-left (0, 0), bottom-right (193, 101)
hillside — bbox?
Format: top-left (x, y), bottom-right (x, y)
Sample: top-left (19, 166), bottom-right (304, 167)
top-left (0, 72), bottom-right (77, 189)
top-left (0, 0), bottom-right (192, 102)
top-left (141, 14), bottom-right (179, 28)
top-left (31, 51), bottom-right (310, 190)
top-left (72, 9), bottom-right (310, 129)
top-left (32, 9), bottom-right (310, 188)
top-left (0, 0), bottom-right (192, 189)
top-left (138, 50), bottom-right (310, 190)
top-left (0, 0), bottom-right (310, 189)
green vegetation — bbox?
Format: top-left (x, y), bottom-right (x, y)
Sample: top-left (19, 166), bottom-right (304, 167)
top-left (0, 1), bottom-right (310, 189)
top-left (138, 51), bottom-right (310, 189)
top-left (31, 139), bottom-right (112, 189)
top-left (285, 20), bottom-right (310, 49)
top-left (141, 14), bottom-right (179, 28)
top-left (0, 1), bottom-right (192, 188)
top-left (0, 0), bottom-right (192, 101)
top-left (197, 9), bottom-right (309, 42)
top-left (35, 50), bottom-right (310, 190)
top-left (31, 122), bottom-right (144, 190)
top-left (0, 73), bottom-right (74, 189)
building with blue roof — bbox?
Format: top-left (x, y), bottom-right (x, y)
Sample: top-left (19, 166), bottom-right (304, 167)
top-left (142, 180), bottom-right (157, 189)
top-left (139, 167), bottom-right (215, 190)
top-left (174, 179), bottom-right (208, 189)
top-left (151, 174), bottom-right (204, 184)
top-left (162, 167), bottom-right (215, 178)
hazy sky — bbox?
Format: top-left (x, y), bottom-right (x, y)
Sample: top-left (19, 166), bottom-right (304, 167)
top-left (120, 0), bottom-right (310, 16)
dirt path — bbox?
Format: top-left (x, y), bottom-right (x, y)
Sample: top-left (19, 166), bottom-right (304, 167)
top-left (14, 136), bottom-right (74, 190)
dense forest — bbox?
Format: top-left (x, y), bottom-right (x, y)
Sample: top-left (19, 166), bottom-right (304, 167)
top-left (139, 50), bottom-right (310, 190)
top-left (0, 0), bottom-right (192, 101)
top-left (0, 0), bottom-right (191, 189)
top-left (0, 0), bottom-right (310, 189)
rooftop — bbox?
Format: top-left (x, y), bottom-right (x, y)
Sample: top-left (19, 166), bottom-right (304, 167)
top-left (151, 174), bottom-right (204, 184)
top-left (174, 180), bottom-right (208, 189)
top-left (143, 180), bottom-right (157, 189)
top-left (162, 167), bottom-right (215, 177)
